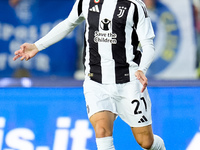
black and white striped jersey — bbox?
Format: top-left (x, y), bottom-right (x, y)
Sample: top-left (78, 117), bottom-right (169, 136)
top-left (36, 0), bottom-right (155, 84)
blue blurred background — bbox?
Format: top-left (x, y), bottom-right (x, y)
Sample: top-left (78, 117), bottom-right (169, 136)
top-left (0, 0), bottom-right (200, 149)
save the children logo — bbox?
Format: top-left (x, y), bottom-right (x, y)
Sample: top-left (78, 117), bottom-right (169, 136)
top-left (95, 18), bottom-right (117, 44)
top-left (94, 31), bottom-right (117, 44)
top-left (100, 18), bottom-right (111, 31)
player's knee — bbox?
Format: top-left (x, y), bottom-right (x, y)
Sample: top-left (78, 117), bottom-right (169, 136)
top-left (95, 125), bottom-right (112, 138)
top-left (138, 135), bottom-right (166, 150)
top-left (137, 137), bottom-right (154, 149)
top-left (140, 142), bottom-right (153, 149)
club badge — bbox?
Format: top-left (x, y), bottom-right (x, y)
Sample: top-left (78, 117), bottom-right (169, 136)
top-left (94, 0), bottom-right (100, 3)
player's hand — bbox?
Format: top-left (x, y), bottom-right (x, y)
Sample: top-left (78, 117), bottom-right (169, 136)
top-left (135, 70), bottom-right (148, 93)
top-left (13, 43), bottom-right (39, 61)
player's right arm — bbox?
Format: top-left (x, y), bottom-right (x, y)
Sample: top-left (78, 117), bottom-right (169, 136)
top-left (13, 43), bottom-right (39, 61)
top-left (13, 0), bottom-right (85, 61)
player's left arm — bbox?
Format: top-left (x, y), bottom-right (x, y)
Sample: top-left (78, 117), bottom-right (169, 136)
top-left (135, 38), bottom-right (155, 93)
top-left (134, 1), bottom-right (155, 92)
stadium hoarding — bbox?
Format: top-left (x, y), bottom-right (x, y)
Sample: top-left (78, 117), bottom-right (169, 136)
top-left (0, 87), bottom-right (199, 150)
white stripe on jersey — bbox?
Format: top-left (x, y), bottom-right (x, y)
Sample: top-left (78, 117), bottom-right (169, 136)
top-left (83, 0), bottom-right (90, 79)
top-left (98, 0), bottom-right (118, 83)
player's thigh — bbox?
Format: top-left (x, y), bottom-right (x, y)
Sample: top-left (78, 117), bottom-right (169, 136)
top-left (83, 79), bottom-right (117, 137)
top-left (90, 111), bottom-right (116, 127)
top-left (90, 111), bottom-right (116, 137)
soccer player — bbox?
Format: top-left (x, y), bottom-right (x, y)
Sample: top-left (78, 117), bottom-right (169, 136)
top-left (13, 0), bottom-right (166, 149)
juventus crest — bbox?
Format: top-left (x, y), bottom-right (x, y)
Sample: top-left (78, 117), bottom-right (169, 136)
top-left (117, 6), bottom-right (127, 18)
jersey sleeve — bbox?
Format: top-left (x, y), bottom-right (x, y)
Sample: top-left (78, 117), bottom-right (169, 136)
top-left (138, 38), bottom-right (155, 74)
top-left (133, 1), bottom-right (155, 74)
top-left (67, 0), bottom-right (85, 24)
top-left (35, 0), bottom-right (85, 51)
top-left (135, 1), bottom-right (155, 41)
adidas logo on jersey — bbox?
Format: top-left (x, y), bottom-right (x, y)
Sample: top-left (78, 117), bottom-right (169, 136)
top-left (138, 115), bottom-right (148, 123)
top-left (89, 5), bottom-right (99, 12)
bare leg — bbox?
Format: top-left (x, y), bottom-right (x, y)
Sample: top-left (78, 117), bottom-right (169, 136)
top-left (90, 111), bottom-right (116, 150)
top-left (132, 125), bottom-right (166, 150)
top-left (131, 125), bottom-right (154, 149)
top-left (90, 111), bottom-right (116, 138)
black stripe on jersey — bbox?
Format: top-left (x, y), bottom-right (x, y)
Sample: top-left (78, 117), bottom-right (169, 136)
top-left (112, 0), bottom-right (131, 83)
top-left (87, 0), bottom-right (104, 83)
top-left (78, 0), bottom-right (83, 16)
top-left (133, 3), bottom-right (138, 29)
top-left (132, 3), bottom-right (141, 66)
